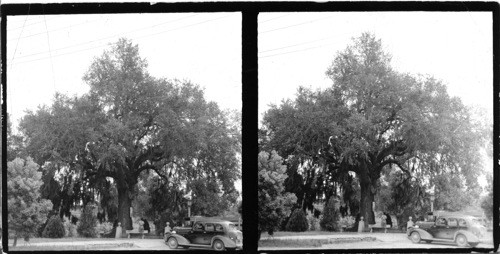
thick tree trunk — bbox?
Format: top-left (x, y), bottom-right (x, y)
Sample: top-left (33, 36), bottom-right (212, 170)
top-left (359, 178), bottom-right (375, 229)
top-left (13, 235), bottom-right (18, 247)
top-left (358, 163), bottom-right (376, 231)
top-left (116, 173), bottom-right (136, 231)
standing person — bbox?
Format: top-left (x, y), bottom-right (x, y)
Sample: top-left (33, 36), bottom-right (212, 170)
top-left (357, 216), bottom-right (365, 233)
top-left (138, 218), bottom-right (145, 233)
top-left (143, 218), bottom-right (150, 233)
top-left (385, 213), bottom-right (392, 228)
top-left (380, 214), bottom-right (387, 228)
top-left (164, 222), bottom-right (172, 241)
top-left (407, 216), bottom-right (414, 232)
top-left (115, 222), bottom-right (122, 238)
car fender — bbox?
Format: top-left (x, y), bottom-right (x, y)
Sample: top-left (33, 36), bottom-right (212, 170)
top-left (409, 228), bottom-right (434, 240)
top-left (211, 235), bottom-right (237, 248)
top-left (167, 233), bottom-right (190, 246)
top-left (454, 230), bottom-right (479, 243)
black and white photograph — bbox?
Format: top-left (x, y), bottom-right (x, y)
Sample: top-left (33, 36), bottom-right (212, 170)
top-left (258, 12), bottom-right (494, 250)
top-left (5, 12), bottom-right (242, 251)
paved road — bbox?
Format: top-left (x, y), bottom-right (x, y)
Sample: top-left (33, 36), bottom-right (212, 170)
top-left (259, 232), bottom-right (494, 251)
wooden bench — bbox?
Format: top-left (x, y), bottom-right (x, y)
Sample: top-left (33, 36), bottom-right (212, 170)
top-left (368, 224), bottom-right (390, 233)
top-left (125, 230), bottom-right (149, 239)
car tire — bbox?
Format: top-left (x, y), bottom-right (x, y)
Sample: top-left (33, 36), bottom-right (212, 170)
top-left (469, 242), bottom-right (479, 248)
top-left (455, 234), bottom-right (468, 247)
top-left (212, 239), bottom-right (225, 251)
top-left (167, 237), bottom-right (179, 249)
top-left (410, 232), bottom-right (421, 243)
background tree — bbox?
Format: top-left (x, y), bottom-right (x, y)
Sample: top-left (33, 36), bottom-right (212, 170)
top-left (285, 208), bottom-right (309, 232)
top-left (8, 157), bottom-right (53, 246)
top-left (320, 196), bottom-right (341, 231)
top-left (42, 215), bottom-right (66, 238)
top-left (258, 150), bottom-right (297, 239)
top-left (261, 32), bottom-right (489, 228)
top-left (18, 38), bottom-right (241, 230)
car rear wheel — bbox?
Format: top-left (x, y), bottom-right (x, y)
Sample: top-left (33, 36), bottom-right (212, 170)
top-left (410, 232), bottom-right (421, 243)
top-left (213, 239), bottom-right (225, 251)
top-left (455, 234), bottom-right (468, 247)
top-left (167, 237), bottom-right (179, 249)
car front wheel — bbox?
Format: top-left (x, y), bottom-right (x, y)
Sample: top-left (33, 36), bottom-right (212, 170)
top-left (455, 234), bottom-right (468, 247)
top-left (410, 232), bottom-right (421, 243)
top-left (167, 237), bottom-right (179, 249)
top-left (212, 239), bottom-right (225, 251)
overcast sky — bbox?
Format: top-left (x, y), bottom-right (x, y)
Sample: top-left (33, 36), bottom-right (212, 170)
top-left (259, 12), bottom-right (493, 122)
top-left (7, 13), bottom-right (242, 129)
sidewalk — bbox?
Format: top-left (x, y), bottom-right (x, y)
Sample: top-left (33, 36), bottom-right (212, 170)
top-left (9, 238), bottom-right (168, 250)
top-left (262, 232), bottom-right (406, 242)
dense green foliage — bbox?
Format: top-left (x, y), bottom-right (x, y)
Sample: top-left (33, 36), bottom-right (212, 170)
top-left (285, 209), bottom-right (309, 232)
top-left (77, 205), bottom-right (98, 238)
top-left (258, 151), bottom-right (297, 238)
top-left (42, 215), bottom-right (66, 238)
top-left (320, 196), bottom-right (340, 231)
top-left (8, 157), bottom-right (53, 246)
top-left (260, 33), bottom-right (490, 228)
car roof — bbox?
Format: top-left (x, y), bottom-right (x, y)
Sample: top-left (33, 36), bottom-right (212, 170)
top-left (194, 219), bottom-right (233, 224)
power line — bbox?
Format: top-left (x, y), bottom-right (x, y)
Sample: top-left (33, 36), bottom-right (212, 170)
top-left (259, 40), bottom-right (346, 59)
top-left (259, 13), bottom-right (292, 23)
top-left (259, 14), bottom-right (336, 34)
top-left (9, 14), bottom-right (233, 66)
top-left (7, 17), bottom-right (106, 42)
top-left (9, 13), bottom-right (201, 61)
top-left (43, 14), bottom-right (57, 92)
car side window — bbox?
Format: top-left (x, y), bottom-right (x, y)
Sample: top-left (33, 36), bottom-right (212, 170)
top-left (205, 223), bottom-right (215, 232)
top-left (194, 222), bottom-right (204, 231)
top-left (448, 218), bottom-right (458, 227)
top-left (437, 218), bottom-right (447, 226)
top-left (215, 224), bottom-right (224, 232)
top-left (458, 219), bottom-right (467, 227)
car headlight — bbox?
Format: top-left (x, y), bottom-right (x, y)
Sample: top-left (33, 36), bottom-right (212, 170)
top-left (414, 225), bottom-right (419, 228)
top-left (171, 231), bottom-right (176, 234)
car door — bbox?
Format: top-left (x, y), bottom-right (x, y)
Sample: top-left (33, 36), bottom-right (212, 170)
top-left (443, 218), bottom-right (459, 240)
top-left (203, 223), bottom-right (218, 245)
top-left (428, 217), bottom-right (448, 239)
top-left (187, 222), bottom-right (205, 244)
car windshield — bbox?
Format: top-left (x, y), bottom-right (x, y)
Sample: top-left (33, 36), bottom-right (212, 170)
top-left (471, 218), bottom-right (485, 226)
top-left (228, 223), bottom-right (237, 230)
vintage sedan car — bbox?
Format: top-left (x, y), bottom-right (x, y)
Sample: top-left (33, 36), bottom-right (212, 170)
top-left (407, 215), bottom-right (487, 247)
top-left (165, 219), bottom-right (243, 251)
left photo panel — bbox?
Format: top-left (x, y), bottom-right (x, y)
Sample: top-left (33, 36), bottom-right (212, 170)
top-left (6, 13), bottom-right (242, 251)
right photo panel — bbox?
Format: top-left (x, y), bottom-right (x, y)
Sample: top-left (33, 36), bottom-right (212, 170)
top-left (258, 12), bottom-right (493, 251)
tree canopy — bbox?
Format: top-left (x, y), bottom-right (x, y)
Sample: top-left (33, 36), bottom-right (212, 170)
top-left (17, 38), bottom-right (241, 230)
top-left (260, 32), bottom-right (489, 227)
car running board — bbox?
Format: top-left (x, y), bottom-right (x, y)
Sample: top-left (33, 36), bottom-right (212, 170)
top-left (181, 243), bottom-right (214, 248)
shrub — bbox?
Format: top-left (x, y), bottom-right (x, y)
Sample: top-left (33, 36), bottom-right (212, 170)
top-left (64, 219), bottom-right (77, 237)
top-left (285, 209), bottom-right (309, 232)
top-left (339, 216), bottom-right (356, 230)
top-left (307, 213), bottom-right (320, 231)
top-left (320, 196), bottom-right (340, 231)
top-left (96, 222), bottom-right (114, 235)
top-left (42, 215), bottom-right (66, 238)
top-left (77, 205), bottom-right (98, 237)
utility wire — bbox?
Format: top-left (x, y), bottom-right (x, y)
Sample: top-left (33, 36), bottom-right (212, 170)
top-left (259, 15), bottom-right (336, 34)
top-left (9, 14), bottom-right (232, 66)
top-left (9, 13), bottom-right (201, 61)
top-left (43, 14), bottom-right (57, 92)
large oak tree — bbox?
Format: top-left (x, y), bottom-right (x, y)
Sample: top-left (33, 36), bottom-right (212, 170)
top-left (18, 38), bottom-right (241, 230)
top-left (261, 33), bottom-right (489, 229)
